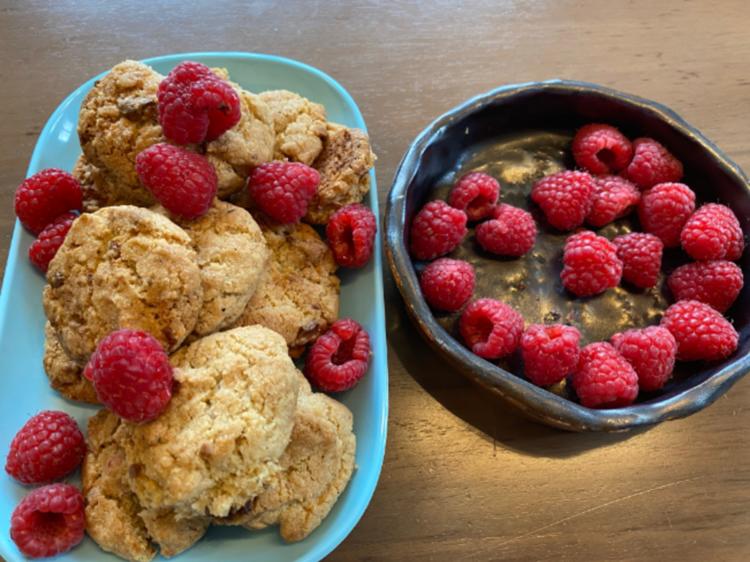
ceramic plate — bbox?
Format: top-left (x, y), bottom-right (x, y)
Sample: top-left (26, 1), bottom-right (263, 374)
top-left (0, 52), bottom-right (387, 562)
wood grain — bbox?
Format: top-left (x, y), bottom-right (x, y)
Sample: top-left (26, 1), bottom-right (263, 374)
top-left (1, 1), bottom-right (750, 560)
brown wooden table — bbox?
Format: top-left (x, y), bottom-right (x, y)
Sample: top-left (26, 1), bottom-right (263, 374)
top-left (2, 1), bottom-right (750, 560)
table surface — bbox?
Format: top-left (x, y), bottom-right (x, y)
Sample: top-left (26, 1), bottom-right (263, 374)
top-left (2, 1), bottom-right (750, 560)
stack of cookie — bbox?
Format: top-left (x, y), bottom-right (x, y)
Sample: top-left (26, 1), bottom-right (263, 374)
top-left (39, 59), bottom-right (374, 561)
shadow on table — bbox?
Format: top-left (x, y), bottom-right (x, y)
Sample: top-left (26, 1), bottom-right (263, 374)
top-left (386, 281), bottom-right (650, 459)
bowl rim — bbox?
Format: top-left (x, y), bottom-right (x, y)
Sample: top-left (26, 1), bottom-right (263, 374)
top-left (384, 78), bottom-right (750, 432)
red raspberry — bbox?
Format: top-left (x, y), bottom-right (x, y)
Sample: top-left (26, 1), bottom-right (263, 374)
top-left (10, 483), bottom-right (85, 559)
top-left (305, 319), bottom-right (370, 392)
top-left (572, 123), bottom-right (633, 175)
top-left (612, 232), bottom-right (663, 289)
top-left (531, 170), bottom-right (595, 231)
top-left (572, 342), bottom-right (639, 408)
top-left (136, 143), bottom-right (217, 219)
top-left (667, 260), bottom-right (743, 313)
top-left (586, 175), bottom-right (641, 227)
top-left (624, 137), bottom-right (683, 189)
top-left (561, 231), bottom-right (622, 297)
top-left (14, 169), bottom-right (83, 234)
top-left (5, 411), bottom-right (85, 485)
top-left (638, 182), bottom-right (696, 247)
top-left (680, 203), bottom-right (744, 261)
top-left (326, 203), bottom-right (376, 268)
top-left (660, 300), bottom-right (738, 361)
top-left (447, 172), bottom-right (500, 222)
top-left (459, 298), bottom-right (523, 360)
top-left (409, 200), bottom-right (468, 260)
top-left (248, 161), bottom-right (320, 224)
top-left (28, 212), bottom-right (77, 273)
top-left (475, 204), bottom-right (536, 257)
top-left (83, 329), bottom-right (174, 423)
top-left (419, 258), bottom-right (475, 312)
top-left (157, 61), bottom-right (241, 144)
top-left (611, 326), bottom-right (677, 391)
top-left (520, 324), bottom-right (581, 387)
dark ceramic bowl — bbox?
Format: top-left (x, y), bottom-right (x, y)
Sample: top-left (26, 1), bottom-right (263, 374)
top-left (385, 79), bottom-right (750, 432)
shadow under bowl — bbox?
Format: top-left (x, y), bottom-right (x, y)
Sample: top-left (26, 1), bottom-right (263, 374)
top-left (384, 79), bottom-right (750, 432)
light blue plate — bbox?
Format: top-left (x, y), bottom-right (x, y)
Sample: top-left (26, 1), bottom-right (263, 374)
top-left (0, 52), bottom-right (388, 562)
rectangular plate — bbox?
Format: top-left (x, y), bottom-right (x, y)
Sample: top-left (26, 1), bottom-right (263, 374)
top-left (0, 52), bottom-right (388, 562)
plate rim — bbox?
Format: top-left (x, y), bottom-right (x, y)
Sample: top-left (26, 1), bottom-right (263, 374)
top-left (0, 51), bottom-right (388, 562)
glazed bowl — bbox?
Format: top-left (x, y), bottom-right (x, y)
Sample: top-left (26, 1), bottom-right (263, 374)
top-left (385, 79), bottom-right (750, 432)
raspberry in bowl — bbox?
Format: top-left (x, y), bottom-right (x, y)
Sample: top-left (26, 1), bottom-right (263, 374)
top-left (385, 80), bottom-right (750, 431)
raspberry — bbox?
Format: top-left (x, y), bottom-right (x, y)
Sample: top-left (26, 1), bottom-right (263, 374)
top-left (28, 212), bottom-right (77, 273)
top-left (572, 342), bottom-right (639, 408)
top-left (624, 137), bottom-right (683, 189)
top-left (561, 231), bottom-right (622, 297)
top-left (326, 203), bottom-right (377, 268)
top-left (83, 329), bottom-right (173, 423)
top-left (612, 232), bottom-right (663, 289)
top-left (667, 260), bottom-right (743, 313)
top-left (611, 326), bottom-right (677, 391)
top-left (459, 298), bottom-right (523, 360)
top-left (680, 203), bottom-right (744, 261)
top-left (586, 175), bottom-right (641, 227)
top-left (157, 61), bottom-right (241, 144)
top-left (447, 172), bottom-right (500, 222)
top-left (531, 170), bottom-right (595, 231)
top-left (10, 483), bottom-right (85, 559)
top-left (135, 143), bottom-right (217, 219)
top-left (660, 300), bottom-right (738, 361)
top-left (409, 200), bottom-right (467, 260)
top-left (5, 411), bottom-right (85, 485)
top-left (638, 182), bottom-right (696, 247)
top-left (304, 319), bottom-right (370, 392)
top-left (248, 161), bottom-right (320, 224)
top-left (475, 204), bottom-right (536, 257)
top-left (14, 169), bottom-right (83, 234)
top-left (520, 324), bottom-right (581, 386)
top-left (572, 123), bottom-right (633, 175)
top-left (419, 258), bottom-right (475, 312)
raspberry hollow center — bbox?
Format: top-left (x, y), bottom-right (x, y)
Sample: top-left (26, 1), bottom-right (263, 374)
top-left (31, 510), bottom-right (66, 537)
top-left (597, 148), bottom-right (617, 168)
top-left (332, 336), bottom-right (356, 365)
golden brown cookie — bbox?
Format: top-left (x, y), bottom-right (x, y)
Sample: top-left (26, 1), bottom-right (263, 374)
top-left (77, 60), bottom-right (163, 205)
top-left (83, 410), bottom-right (209, 562)
top-left (43, 206), bottom-right (203, 363)
top-left (259, 90), bottom-right (327, 165)
top-left (232, 222), bottom-right (340, 357)
top-left (305, 123), bottom-right (376, 224)
top-left (117, 326), bottom-right (300, 519)
top-left (218, 375), bottom-right (356, 542)
top-left (42, 322), bottom-right (98, 404)
top-left (206, 70), bottom-right (275, 198)
top-left (153, 201), bottom-right (269, 337)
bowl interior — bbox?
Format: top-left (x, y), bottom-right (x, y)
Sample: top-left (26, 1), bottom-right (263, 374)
top-left (390, 82), bottom-right (750, 429)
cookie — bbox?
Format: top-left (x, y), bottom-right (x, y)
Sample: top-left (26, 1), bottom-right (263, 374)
top-left (206, 69), bottom-right (275, 198)
top-left (259, 89), bottom-right (328, 165)
top-left (83, 410), bottom-right (209, 562)
top-left (305, 123), bottom-right (376, 224)
top-left (77, 60), bottom-right (163, 205)
top-left (117, 326), bottom-right (300, 519)
top-left (232, 222), bottom-right (340, 357)
top-left (218, 375), bottom-right (356, 542)
top-left (43, 205), bottom-right (203, 363)
top-left (153, 200), bottom-right (269, 337)
top-left (42, 322), bottom-right (98, 404)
